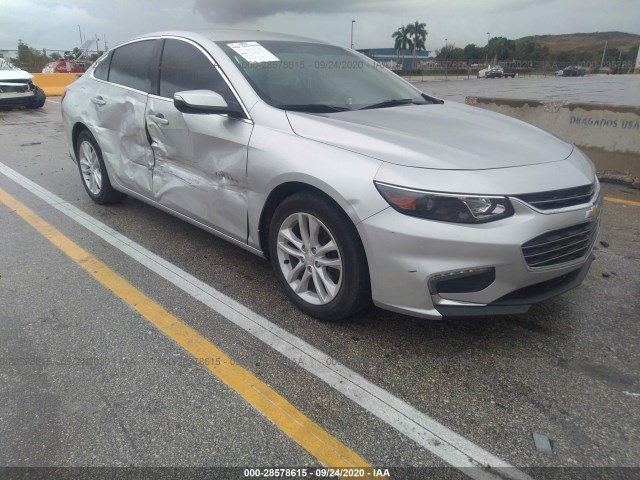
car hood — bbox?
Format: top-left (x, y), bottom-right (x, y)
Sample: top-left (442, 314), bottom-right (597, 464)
top-left (0, 68), bottom-right (32, 82)
top-left (286, 101), bottom-right (573, 170)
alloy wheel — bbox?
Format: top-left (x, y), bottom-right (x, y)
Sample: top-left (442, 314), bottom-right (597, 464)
top-left (275, 212), bottom-right (343, 305)
top-left (78, 140), bottom-right (102, 195)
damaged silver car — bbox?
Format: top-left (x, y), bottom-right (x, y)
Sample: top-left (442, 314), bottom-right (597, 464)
top-left (0, 59), bottom-right (46, 109)
top-left (61, 30), bottom-right (602, 321)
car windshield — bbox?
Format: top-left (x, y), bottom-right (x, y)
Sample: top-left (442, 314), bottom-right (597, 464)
top-left (218, 40), bottom-right (430, 111)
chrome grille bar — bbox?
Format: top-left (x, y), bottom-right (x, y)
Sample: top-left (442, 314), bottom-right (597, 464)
top-left (522, 220), bottom-right (598, 268)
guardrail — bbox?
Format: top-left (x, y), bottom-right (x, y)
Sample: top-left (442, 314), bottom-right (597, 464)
top-left (465, 97), bottom-right (640, 176)
top-left (32, 73), bottom-right (81, 96)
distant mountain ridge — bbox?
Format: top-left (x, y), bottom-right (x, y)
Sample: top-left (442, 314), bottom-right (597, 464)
top-left (520, 31), bottom-right (639, 55)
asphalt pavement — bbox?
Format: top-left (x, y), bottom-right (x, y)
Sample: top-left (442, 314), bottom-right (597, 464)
top-left (0, 95), bottom-right (638, 479)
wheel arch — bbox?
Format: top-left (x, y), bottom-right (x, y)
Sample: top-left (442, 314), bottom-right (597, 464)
top-left (258, 180), bottom-right (364, 262)
top-left (71, 122), bottom-right (91, 161)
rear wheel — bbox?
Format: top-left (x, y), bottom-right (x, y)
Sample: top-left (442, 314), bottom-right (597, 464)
top-left (268, 192), bottom-right (370, 321)
top-left (75, 130), bottom-right (126, 204)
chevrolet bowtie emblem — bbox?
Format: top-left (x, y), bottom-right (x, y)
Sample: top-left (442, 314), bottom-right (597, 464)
top-left (586, 205), bottom-right (600, 219)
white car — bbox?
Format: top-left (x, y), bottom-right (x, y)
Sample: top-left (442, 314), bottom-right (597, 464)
top-left (0, 59), bottom-right (46, 108)
top-left (477, 65), bottom-right (503, 79)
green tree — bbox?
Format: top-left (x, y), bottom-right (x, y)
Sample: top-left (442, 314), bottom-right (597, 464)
top-left (407, 21), bottom-right (427, 53)
top-left (462, 43), bottom-right (485, 60)
top-left (436, 43), bottom-right (460, 60)
top-left (16, 40), bottom-right (51, 71)
top-left (487, 36), bottom-right (515, 60)
top-left (392, 26), bottom-right (414, 53)
top-left (513, 38), bottom-right (550, 61)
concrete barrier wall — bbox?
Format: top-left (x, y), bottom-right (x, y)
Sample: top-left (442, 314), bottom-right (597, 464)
top-left (465, 97), bottom-right (640, 177)
top-left (32, 73), bottom-right (81, 96)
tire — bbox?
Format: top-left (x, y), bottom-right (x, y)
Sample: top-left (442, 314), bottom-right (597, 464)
top-left (75, 130), bottom-right (126, 204)
top-left (27, 86), bottom-right (46, 109)
top-left (268, 192), bottom-right (371, 321)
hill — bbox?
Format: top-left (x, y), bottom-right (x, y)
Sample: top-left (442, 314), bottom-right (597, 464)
top-left (524, 31), bottom-right (640, 55)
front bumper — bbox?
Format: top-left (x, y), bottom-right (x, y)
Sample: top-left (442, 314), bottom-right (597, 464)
top-left (0, 90), bottom-right (35, 106)
top-left (434, 253), bottom-right (593, 317)
top-left (357, 193), bottom-right (602, 319)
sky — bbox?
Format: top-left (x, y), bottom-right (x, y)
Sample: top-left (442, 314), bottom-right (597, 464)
top-left (0, 0), bottom-right (638, 54)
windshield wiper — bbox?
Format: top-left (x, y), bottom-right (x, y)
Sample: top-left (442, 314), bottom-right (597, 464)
top-left (359, 98), bottom-right (426, 110)
top-left (276, 104), bottom-right (350, 113)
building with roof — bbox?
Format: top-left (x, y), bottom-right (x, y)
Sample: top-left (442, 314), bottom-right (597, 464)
top-left (356, 48), bottom-right (431, 71)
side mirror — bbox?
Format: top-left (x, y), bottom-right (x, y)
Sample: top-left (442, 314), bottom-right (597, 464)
top-left (173, 90), bottom-right (244, 118)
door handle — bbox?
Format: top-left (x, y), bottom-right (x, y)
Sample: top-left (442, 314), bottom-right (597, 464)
top-left (149, 113), bottom-right (169, 126)
top-left (91, 96), bottom-right (106, 106)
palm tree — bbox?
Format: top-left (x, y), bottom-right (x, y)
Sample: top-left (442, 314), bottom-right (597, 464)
top-left (407, 21), bottom-right (428, 70)
top-left (392, 26), bottom-right (413, 70)
top-left (392, 26), bottom-right (414, 55)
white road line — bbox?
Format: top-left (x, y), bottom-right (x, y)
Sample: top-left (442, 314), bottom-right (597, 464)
top-left (46, 99), bottom-right (60, 104)
top-left (0, 161), bottom-right (531, 480)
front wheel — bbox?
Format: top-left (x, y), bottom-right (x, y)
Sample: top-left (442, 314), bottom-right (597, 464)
top-left (27, 86), bottom-right (46, 109)
top-left (268, 192), bottom-right (370, 321)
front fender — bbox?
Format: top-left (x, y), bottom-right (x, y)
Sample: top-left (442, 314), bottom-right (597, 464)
top-left (246, 123), bottom-right (388, 250)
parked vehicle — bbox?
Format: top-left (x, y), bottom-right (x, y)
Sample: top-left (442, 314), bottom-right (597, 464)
top-left (477, 64), bottom-right (503, 78)
top-left (562, 66), bottom-right (587, 77)
top-left (501, 66), bottom-right (517, 78)
top-left (42, 59), bottom-right (86, 74)
top-left (61, 30), bottom-right (602, 321)
top-left (607, 64), bottom-right (624, 75)
top-left (0, 58), bottom-right (46, 108)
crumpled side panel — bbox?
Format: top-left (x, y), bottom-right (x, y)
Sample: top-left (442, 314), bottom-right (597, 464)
top-left (97, 87), bottom-right (154, 196)
top-left (146, 96), bottom-right (252, 241)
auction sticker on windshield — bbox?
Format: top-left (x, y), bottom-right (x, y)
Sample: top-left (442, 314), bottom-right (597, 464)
top-left (227, 42), bottom-right (280, 63)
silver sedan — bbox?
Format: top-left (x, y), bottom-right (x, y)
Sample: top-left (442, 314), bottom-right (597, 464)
top-left (61, 30), bottom-right (602, 321)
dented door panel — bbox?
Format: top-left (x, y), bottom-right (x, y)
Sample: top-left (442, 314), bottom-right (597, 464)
top-left (106, 87), bottom-right (154, 195)
top-left (82, 83), bottom-right (154, 197)
top-left (147, 95), bottom-right (253, 241)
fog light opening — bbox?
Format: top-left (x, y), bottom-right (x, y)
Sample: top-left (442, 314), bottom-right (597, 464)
top-left (428, 268), bottom-right (496, 295)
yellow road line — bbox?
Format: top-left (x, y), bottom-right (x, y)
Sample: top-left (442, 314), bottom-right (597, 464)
top-left (604, 196), bottom-right (640, 207)
top-left (0, 186), bottom-right (373, 474)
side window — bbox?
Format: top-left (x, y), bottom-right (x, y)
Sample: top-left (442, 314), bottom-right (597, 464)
top-left (109, 40), bottom-right (156, 92)
top-left (93, 52), bottom-right (111, 81)
top-left (159, 39), bottom-right (235, 105)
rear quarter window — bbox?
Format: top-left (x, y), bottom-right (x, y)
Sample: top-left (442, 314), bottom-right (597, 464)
top-left (108, 40), bottom-right (157, 93)
top-left (93, 52), bottom-right (112, 81)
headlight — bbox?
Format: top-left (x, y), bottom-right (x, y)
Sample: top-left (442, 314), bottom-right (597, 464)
top-left (374, 182), bottom-right (514, 224)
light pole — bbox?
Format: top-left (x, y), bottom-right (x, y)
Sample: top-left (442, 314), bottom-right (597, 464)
top-left (485, 32), bottom-right (490, 66)
top-left (396, 26), bottom-right (403, 69)
top-left (350, 20), bottom-right (356, 49)
top-left (445, 38), bottom-right (448, 80)
top-left (78, 25), bottom-right (83, 45)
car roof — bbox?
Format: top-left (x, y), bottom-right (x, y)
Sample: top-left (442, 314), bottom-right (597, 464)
top-left (135, 29), bottom-right (324, 44)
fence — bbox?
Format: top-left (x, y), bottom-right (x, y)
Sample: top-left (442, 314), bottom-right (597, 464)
top-left (2, 48), bottom-right (636, 77)
top-left (0, 49), bottom-right (102, 73)
top-left (363, 56), bottom-right (637, 79)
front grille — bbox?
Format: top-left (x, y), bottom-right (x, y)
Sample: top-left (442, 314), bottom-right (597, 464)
top-left (522, 220), bottom-right (598, 268)
top-left (0, 81), bottom-right (30, 94)
top-left (514, 183), bottom-right (596, 210)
